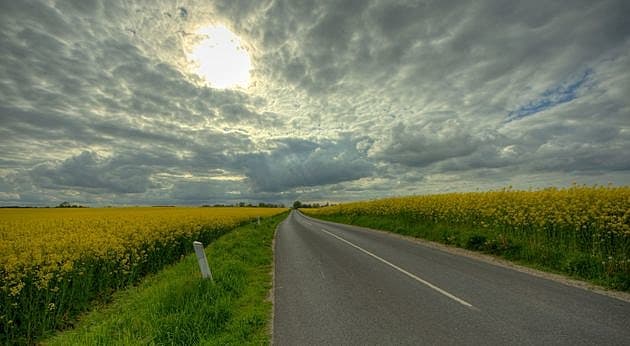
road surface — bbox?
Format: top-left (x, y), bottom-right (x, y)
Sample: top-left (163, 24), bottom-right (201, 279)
top-left (273, 210), bottom-right (630, 345)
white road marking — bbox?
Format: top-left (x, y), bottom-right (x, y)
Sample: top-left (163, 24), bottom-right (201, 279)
top-left (319, 227), bottom-right (475, 309)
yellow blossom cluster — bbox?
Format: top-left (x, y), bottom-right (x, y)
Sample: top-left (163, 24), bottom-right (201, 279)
top-left (306, 185), bottom-right (630, 259)
top-left (0, 207), bottom-right (284, 343)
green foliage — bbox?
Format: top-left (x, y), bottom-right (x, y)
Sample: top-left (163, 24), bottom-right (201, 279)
top-left (44, 212), bottom-right (287, 345)
top-left (310, 213), bottom-right (629, 291)
top-left (1, 208), bottom-right (285, 345)
top-left (465, 234), bottom-right (487, 251)
top-left (1, 226), bottom-right (234, 345)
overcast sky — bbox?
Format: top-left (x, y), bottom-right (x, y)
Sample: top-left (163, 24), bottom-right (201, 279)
top-left (1, 0), bottom-right (629, 206)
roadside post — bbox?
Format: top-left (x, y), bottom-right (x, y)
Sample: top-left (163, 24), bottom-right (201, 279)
top-left (193, 241), bottom-right (213, 281)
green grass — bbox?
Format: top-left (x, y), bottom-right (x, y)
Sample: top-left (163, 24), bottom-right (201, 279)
top-left (307, 213), bottom-right (630, 291)
top-left (43, 212), bottom-right (287, 345)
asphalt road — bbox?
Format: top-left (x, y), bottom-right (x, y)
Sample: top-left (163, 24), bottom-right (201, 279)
top-left (273, 210), bottom-right (630, 345)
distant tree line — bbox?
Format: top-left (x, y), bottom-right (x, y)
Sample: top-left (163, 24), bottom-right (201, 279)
top-left (292, 201), bottom-right (331, 209)
top-left (201, 202), bottom-right (286, 208)
top-left (2, 202), bottom-right (287, 209)
top-left (0, 202), bottom-right (88, 208)
top-left (55, 201), bottom-right (87, 208)
top-left (0, 206), bottom-right (39, 208)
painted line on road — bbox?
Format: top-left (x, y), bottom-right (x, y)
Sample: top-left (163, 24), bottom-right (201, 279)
top-left (319, 227), bottom-right (475, 309)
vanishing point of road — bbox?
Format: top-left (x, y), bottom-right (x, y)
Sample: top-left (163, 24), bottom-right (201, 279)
top-left (273, 210), bottom-right (630, 345)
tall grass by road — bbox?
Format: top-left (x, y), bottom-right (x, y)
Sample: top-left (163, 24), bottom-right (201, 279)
top-left (45, 211), bottom-right (287, 345)
top-left (0, 207), bottom-right (285, 344)
top-left (303, 185), bottom-right (630, 290)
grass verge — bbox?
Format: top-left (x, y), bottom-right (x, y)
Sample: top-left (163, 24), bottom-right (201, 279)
top-left (43, 212), bottom-right (287, 345)
top-left (306, 213), bottom-right (629, 291)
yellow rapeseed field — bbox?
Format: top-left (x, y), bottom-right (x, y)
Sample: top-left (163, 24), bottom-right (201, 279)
top-left (307, 185), bottom-right (629, 244)
top-left (0, 207), bottom-right (285, 342)
top-left (305, 185), bottom-right (630, 288)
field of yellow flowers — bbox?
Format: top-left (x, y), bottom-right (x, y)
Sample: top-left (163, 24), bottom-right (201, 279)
top-left (0, 207), bottom-right (284, 344)
top-left (304, 185), bottom-right (630, 290)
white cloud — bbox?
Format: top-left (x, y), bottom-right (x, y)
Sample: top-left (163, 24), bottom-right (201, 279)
top-left (0, 0), bottom-right (628, 205)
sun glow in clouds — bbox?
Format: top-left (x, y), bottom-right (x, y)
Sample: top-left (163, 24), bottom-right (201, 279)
top-left (187, 26), bottom-right (251, 89)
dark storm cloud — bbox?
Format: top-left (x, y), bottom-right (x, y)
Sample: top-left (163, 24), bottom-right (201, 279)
top-left (233, 138), bottom-right (374, 193)
top-left (170, 180), bottom-right (242, 203)
top-left (1, 0), bottom-right (629, 205)
top-left (248, 0), bottom-right (629, 196)
top-left (369, 120), bottom-right (480, 167)
top-left (30, 151), bottom-right (155, 194)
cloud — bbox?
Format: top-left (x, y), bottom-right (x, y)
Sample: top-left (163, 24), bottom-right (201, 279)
top-left (234, 138), bottom-right (374, 192)
top-left (369, 120), bottom-right (480, 167)
top-left (170, 180), bottom-right (245, 204)
top-left (30, 151), bottom-right (156, 194)
top-left (0, 0), bottom-right (629, 205)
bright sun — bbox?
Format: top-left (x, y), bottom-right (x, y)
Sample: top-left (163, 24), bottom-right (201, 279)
top-left (187, 26), bottom-right (251, 89)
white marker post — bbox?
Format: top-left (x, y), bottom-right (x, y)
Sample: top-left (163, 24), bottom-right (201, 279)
top-left (193, 241), bottom-right (213, 281)
top-left (257, 216), bottom-right (261, 225)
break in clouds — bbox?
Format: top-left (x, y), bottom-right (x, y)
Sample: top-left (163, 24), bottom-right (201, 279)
top-left (1, 0), bottom-right (629, 206)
